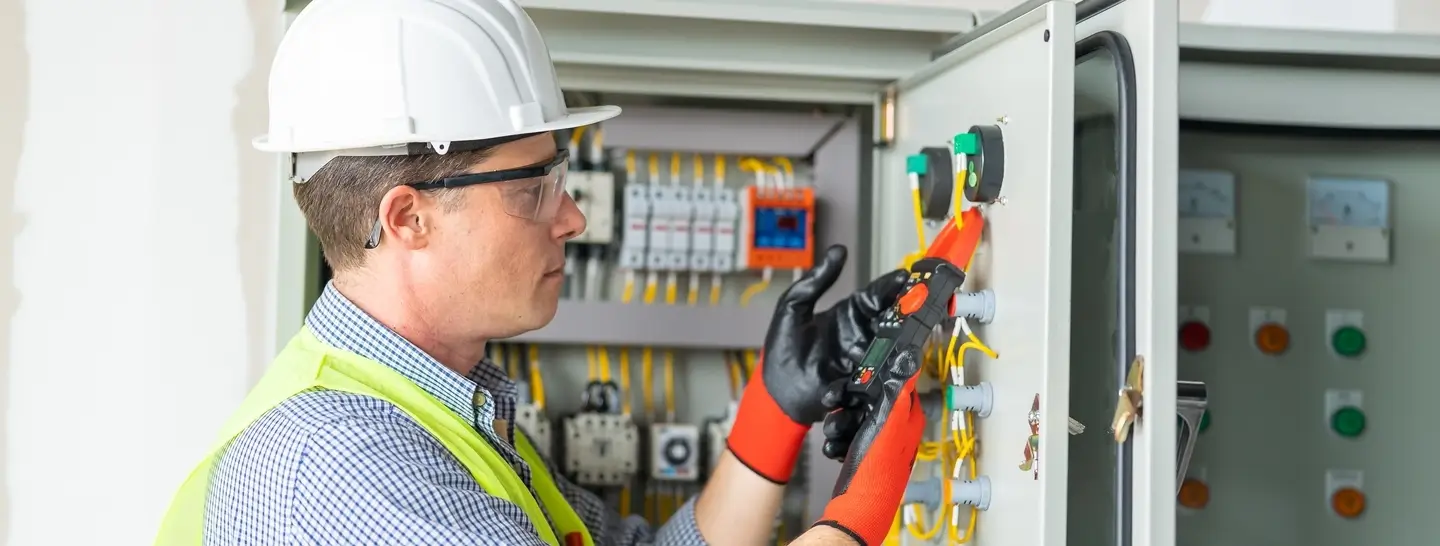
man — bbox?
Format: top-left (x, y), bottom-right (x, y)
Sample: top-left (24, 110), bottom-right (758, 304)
top-left (154, 1), bottom-right (928, 545)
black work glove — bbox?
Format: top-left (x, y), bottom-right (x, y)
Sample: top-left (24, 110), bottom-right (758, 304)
top-left (726, 244), bottom-right (908, 483)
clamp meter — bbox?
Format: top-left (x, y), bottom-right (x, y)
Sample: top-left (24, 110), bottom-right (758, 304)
top-left (841, 207), bottom-right (986, 462)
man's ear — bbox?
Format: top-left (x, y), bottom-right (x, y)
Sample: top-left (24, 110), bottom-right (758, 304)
top-left (377, 185), bottom-right (432, 250)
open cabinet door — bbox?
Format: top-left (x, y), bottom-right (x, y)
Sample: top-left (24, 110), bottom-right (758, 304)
top-left (1068, 1), bottom-right (1179, 546)
top-left (873, 1), bottom-right (1075, 545)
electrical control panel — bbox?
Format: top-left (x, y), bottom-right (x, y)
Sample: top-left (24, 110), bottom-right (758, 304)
top-left (516, 403), bottom-right (553, 459)
top-left (562, 413), bottom-right (640, 487)
top-left (1176, 131), bottom-right (1437, 546)
top-left (650, 423), bottom-right (701, 482)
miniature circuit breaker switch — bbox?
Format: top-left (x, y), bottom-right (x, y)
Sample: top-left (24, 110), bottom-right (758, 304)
top-left (620, 184), bottom-right (650, 270)
top-left (712, 189), bottom-right (740, 272)
top-left (690, 187), bottom-right (717, 272)
top-left (562, 413), bottom-right (640, 487)
top-left (669, 186), bottom-right (695, 270)
top-left (650, 423), bottom-right (702, 482)
top-left (740, 186), bottom-right (816, 271)
top-left (646, 185), bottom-right (677, 270)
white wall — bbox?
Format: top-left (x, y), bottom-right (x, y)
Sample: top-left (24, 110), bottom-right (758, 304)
top-left (1, 1), bottom-right (285, 544)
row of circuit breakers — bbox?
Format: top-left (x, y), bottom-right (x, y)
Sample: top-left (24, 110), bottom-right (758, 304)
top-left (561, 128), bottom-right (820, 295)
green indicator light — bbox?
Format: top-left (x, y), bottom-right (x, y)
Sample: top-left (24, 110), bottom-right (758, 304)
top-left (953, 133), bottom-right (980, 155)
top-left (1199, 410), bottom-right (1211, 433)
top-left (1331, 406), bottom-right (1366, 438)
top-left (944, 384), bottom-right (955, 411)
top-left (906, 154), bottom-right (928, 175)
top-left (1331, 325), bottom-right (1367, 357)
top-left (967, 162), bottom-right (977, 187)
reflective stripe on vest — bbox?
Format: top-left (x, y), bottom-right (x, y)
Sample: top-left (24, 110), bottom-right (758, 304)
top-left (153, 327), bottom-right (593, 546)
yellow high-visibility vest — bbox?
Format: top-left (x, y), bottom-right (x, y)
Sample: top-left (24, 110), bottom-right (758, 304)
top-left (154, 327), bottom-right (593, 546)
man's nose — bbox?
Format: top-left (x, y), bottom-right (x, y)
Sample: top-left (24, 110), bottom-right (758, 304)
top-left (554, 192), bottom-right (586, 241)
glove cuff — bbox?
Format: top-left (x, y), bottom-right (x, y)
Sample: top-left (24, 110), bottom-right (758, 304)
top-left (811, 521), bottom-right (871, 546)
top-left (727, 377), bottom-right (809, 484)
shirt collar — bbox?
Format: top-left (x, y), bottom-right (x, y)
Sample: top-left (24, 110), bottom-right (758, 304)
top-left (305, 282), bottom-right (518, 419)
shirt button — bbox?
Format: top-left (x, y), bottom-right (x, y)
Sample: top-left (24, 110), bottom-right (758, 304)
top-left (473, 392), bottom-right (487, 406)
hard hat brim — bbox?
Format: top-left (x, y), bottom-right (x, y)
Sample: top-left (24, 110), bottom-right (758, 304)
top-left (253, 105), bottom-right (623, 154)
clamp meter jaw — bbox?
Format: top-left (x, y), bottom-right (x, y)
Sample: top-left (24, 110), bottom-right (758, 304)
top-left (846, 258), bottom-right (966, 402)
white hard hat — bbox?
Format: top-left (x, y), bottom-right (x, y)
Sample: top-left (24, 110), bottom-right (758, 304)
top-left (254, 0), bottom-right (620, 178)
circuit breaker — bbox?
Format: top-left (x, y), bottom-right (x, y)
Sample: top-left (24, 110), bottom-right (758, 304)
top-left (562, 413), bottom-right (640, 487)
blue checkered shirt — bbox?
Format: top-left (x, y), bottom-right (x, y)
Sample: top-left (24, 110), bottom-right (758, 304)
top-left (203, 283), bottom-right (709, 545)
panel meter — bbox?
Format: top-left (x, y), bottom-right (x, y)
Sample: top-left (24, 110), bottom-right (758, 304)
top-left (650, 423), bottom-right (701, 482)
top-left (1306, 177), bottom-right (1391, 263)
top-left (1178, 169), bottom-right (1237, 255)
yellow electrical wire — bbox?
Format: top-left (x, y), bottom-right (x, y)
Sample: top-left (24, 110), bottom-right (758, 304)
top-left (597, 347), bottom-right (612, 384)
top-left (569, 126), bottom-right (587, 149)
top-left (648, 153), bottom-right (660, 184)
top-left (883, 512), bottom-right (902, 546)
top-left (528, 345), bottom-right (545, 410)
top-left (619, 343), bottom-right (634, 517)
top-left (641, 348), bottom-right (655, 419)
top-left (772, 157), bottom-right (794, 185)
top-left (663, 351), bottom-right (676, 421)
top-left (586, 346), bottom-right (599, 382)
top-left (509, 345), bottom-right (527, 380)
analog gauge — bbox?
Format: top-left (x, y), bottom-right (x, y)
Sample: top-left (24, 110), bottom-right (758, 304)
top-left (1308, 177), bottom-right (1390, 229)
top-left (1178, 170), bottom-right (1236, 219)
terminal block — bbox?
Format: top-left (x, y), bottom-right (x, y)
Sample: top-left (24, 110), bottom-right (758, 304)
top-left (650, 423), bottom-right (702, 482)
top-left (562, 413), bottom-right (640, 487)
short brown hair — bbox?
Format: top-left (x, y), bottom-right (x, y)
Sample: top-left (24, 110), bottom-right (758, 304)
top-left (295, 148), bottom-right (496, 272)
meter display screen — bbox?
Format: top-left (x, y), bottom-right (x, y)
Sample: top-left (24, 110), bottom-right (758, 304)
top-left (859, 337), bottom-right (895, 369)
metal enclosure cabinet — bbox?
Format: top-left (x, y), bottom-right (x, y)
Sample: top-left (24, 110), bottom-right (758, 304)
top-left (868, 0), bottom-right (1177, 544)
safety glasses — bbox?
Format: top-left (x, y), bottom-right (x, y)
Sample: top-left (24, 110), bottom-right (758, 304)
top-left (365, 150), bottom-right (571, 249)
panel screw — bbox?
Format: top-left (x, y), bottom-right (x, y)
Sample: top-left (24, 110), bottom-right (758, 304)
top-left (1044, 29), bottom-right (1051, 42)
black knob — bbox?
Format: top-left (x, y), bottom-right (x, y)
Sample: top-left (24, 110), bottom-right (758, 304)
top-left (662, 437), bottom-right (691, 466)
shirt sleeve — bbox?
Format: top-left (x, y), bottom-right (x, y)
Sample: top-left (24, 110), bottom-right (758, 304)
top-left (290, 415), bottom-right (554, 546)
top-left (540, 455), bottom-right (711, 546)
